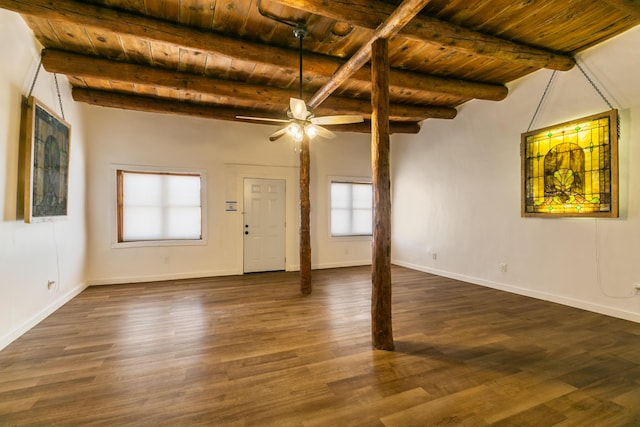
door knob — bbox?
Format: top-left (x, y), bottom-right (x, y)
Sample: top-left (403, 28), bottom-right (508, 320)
top-left (244, 231), bottom-right (249, 235)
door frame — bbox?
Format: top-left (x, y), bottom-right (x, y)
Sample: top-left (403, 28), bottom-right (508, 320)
top-left (225, 164), bottom-right (299, 274)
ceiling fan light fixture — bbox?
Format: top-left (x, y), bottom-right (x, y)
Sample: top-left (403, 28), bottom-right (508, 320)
top-left (304, 124), bottom-right (318, 139)
top-left (289, 98), bottom-right (311, 121)
top-left (237, 23), bottom-right (362, 143)
top-left (287, 122), bottom-right (304, 142)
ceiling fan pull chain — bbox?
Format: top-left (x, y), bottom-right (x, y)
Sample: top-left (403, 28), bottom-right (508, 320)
top-left (527, 70), bottom-right (557, 132)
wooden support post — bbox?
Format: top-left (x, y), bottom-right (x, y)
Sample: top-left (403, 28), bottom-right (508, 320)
top-left (371, 38), bottom-right (394, 351)
top-left (299, 135), bottom-right (312, 295)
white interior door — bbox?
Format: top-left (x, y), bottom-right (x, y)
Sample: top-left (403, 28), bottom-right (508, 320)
top-left (243, 178), bottom-right (286, 273)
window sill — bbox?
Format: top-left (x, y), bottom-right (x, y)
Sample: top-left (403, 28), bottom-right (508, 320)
top-left (112, 239), bottom-right (207, 249)
top-left (330, 235), bottom-right (372, 241)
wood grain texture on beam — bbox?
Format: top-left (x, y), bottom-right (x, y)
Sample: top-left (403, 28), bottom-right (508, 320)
top-left (0, 0), bottom-right (506, 102)
top-left (43, 49), bottom-right (456, 121)
top-left (72, 88), bottom-right (265, 120)
top-left (320, 97), bottom-right (455, 121)
top-left (273, 0), bottom-right (575, 71)
top-left (308, 0), bottom-right (433, 108)
top-left (370, 38), bottom-right (394, 351)
top-left (323, 120), bottom-right (421, 134)
top-left (599, 0), bottom-right (640, 19)
top-left (71, 88), bottom-right (421, 134)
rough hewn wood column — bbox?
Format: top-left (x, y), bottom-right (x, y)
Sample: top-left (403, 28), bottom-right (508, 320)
top-left (299, 135), bottom-right (312, 295)
top-left (371, 38), bottom-right (394, 351)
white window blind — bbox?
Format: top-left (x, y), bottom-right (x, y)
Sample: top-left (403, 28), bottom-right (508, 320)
top-left (118, 171), bottom-right (202, 242)
top-left (330, 181), bottom-right (372, 237)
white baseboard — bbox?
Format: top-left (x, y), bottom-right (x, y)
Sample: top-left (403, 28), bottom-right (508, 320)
top-left (393, 260), bottom-right (640, 324)
top-left (89, 263), bottom-right (371, 285)
top-left (0, 282), bottom-right (88, 352)
top-left (314, 260), bottom-right (372, 270)
top-left (87, 269), bottom-right (241, 286)
top-left (286, 260), bottom-right (371, 272)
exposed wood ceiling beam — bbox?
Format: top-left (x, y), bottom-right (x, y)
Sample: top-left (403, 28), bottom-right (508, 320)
top-left (273, 0), bottom-right (575, 71)
top-left (309, 0), bottom-right (431, 108)
top-left (0, 0), bottom-right (507, 102)
top-left (42, 49), bottom-right (456, 122)
top-left (599, 0), bottom-right (640, 19)
top-left (71, 88), bottom-right (422, 135)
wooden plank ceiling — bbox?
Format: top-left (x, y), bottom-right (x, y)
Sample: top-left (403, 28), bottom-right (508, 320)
top-left (2, 0), bottom-right (639, 134)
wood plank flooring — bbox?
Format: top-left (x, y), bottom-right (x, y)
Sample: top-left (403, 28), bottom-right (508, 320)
top-left (1, 266), bottom-right (640, 426)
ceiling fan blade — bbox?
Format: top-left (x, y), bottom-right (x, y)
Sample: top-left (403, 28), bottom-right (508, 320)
top-left (236, 115), bottom-right (289, 124)
top-left (290, 98), bottom-right (309, 121)
top-left (311, 115), bottom-right (364, 125)
top-left (269, 127), bottom-right (289, 142)
top-left (311, 125), bottom-right (336, 140)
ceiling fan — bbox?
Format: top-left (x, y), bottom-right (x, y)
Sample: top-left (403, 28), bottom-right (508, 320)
top-left (236, 23), bottom-right (364, 142)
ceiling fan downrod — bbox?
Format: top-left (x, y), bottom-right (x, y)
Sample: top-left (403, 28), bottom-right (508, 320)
top-left (293, 23), bottom-right (308, 100)
top-left (236, 15), bottom-right (362, 143)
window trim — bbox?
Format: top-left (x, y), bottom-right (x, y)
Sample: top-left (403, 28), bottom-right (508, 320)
top-left (113, 166), bottom-right (207, 248)
top-left (329, 177), bottom-right (373, 239)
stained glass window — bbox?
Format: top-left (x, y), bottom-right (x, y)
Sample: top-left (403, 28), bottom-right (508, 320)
top-left (521, 110), bottom-right (618, 217)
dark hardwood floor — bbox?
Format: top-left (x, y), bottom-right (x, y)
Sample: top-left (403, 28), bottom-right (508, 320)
top-left (1, 266), bottom-right (639, 426)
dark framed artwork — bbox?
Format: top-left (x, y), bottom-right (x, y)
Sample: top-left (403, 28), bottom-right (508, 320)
top-left (521, 110), bottom-right (618, 218)
top-left (23, 96), bottom-right (71, 223)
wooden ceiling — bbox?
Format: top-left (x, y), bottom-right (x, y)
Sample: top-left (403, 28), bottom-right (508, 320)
top-left (2, 0), bottom-right (639, 134)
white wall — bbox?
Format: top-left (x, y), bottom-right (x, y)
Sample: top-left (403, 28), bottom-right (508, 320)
top-left (310, 133), bottom-right (373, 268)
top-left (84, 106), bottom-right (373, 284)
top-left (0, 9), bottom-right (88, 350)
top-left (392, 26), bottom-right (640, 323)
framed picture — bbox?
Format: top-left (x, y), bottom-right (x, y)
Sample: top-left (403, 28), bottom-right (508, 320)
top-left (23, 96), bottom-right (71, 223)
top-left (521, 110), bottom-right (618, 218)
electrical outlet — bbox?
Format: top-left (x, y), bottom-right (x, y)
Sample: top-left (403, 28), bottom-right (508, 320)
top-left (47, 280), bottom-right (56, 290)
top-left (432, 252), bottom-right (437, 261)
top-left (500, 263), bottom-right (508, 273)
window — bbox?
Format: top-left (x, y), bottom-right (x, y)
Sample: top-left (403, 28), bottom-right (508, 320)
top-left (330, 181), bottom-right (372, 237)
top-left (117, 170), bottom-right (202, 242)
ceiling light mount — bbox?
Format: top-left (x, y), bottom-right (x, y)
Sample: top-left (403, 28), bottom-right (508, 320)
top-left (293, 23), bottom-right (308, 41)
